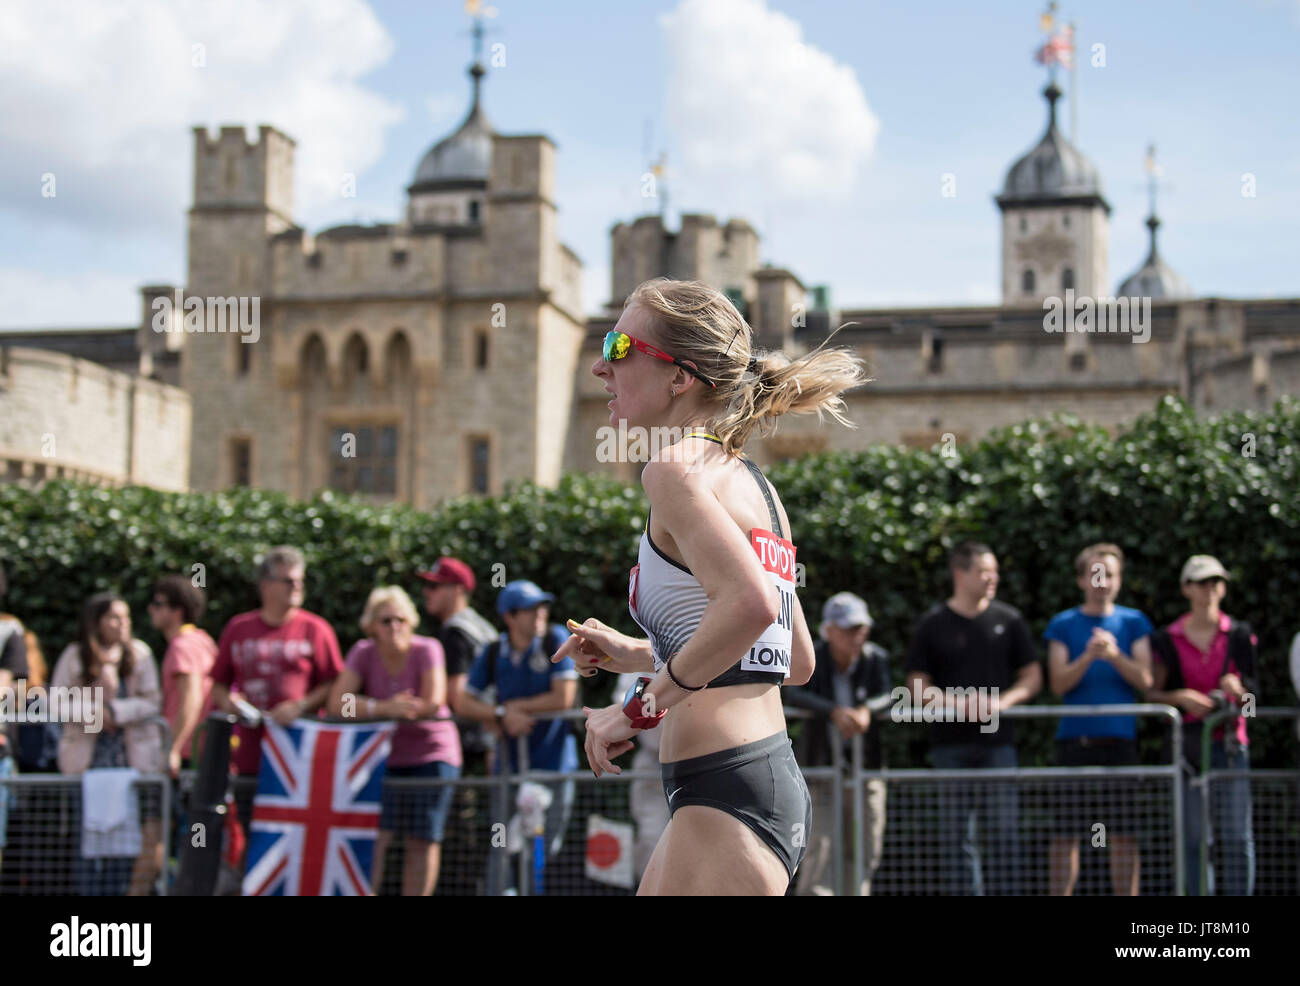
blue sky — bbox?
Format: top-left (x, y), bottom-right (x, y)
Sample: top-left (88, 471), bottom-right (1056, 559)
top-left (1, 0), bottom-right (1296, 328)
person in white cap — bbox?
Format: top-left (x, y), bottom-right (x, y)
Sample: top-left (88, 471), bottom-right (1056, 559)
top-left (1147, 554), bottom-right (1258, 895)
top-left (784, 591), bottom-right (893, 895)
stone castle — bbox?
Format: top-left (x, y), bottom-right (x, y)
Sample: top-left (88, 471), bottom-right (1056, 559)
top-left (2, 58), bottom-right (1297, 501)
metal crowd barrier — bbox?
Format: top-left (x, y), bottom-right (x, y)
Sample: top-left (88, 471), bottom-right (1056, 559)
top-left (867, 704), bottom-right (1186, 897)
top-left (7, 703), bottom-right (1298, 896)
top-left (0, 715), bottom-right (171, 896)
top-left (1193, 706), bottom-right (1300, 897)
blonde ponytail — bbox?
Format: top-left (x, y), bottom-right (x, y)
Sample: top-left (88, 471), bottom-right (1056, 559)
top-left (626, 278), bottom-right (871, 456)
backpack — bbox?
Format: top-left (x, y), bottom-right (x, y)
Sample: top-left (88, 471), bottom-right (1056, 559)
top-left (0, 616), bottom-right (59, 771)
top-left (444, 607), bottom-right (497, 652)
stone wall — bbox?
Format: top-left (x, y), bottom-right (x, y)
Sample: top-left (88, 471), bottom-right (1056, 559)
top-left (0, 346), bottom-right (190, 489)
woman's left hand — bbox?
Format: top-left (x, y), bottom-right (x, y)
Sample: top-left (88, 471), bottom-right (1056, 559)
top-left (582, 703), bottom-right (640, 777)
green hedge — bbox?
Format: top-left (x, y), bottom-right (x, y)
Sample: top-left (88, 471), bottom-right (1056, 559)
top-left (1, 396), bottom-right (1297, 767)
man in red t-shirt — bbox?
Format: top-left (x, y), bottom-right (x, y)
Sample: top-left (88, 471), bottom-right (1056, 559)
top-left (210, 546), bottom-right (343, 778)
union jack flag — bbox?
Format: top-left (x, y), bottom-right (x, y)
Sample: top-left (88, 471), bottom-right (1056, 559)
top-left (242, 719), bottom-right (395, 896)
top-left (1034, 25), bottom-right (1074, 70)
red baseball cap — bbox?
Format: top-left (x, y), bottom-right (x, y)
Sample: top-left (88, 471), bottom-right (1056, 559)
top-left (418, 557), bottom-right (476, 592)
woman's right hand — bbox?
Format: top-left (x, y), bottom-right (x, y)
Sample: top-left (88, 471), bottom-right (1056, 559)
top-left (1176, 689), bottom-right (1217, 717)
top-left (553, 618), bottom-right (648, 677)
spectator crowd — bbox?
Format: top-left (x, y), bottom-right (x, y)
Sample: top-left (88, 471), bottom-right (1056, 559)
top-left (0, 538), bottom-right (1292, 896)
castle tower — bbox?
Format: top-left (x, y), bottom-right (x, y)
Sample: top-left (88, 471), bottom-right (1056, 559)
top-left (184, 125), bottom-right (296, 491)
top-left (608, 214), bottom-right (759, 309)
top-left (995, 83), bottom-right (1110, 306)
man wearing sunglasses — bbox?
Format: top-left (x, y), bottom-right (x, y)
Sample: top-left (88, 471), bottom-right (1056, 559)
top-left (210, 546), bottom-right (344, 784)
top-left (1148, 554), bottom-right (1258, 895)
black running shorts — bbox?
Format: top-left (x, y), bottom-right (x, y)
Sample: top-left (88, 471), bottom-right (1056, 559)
top-left (661, 731), bottom-right (811, 884)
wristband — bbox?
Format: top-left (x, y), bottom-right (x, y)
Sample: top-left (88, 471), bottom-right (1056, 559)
top-left (666, 654), bottom-right (704, 692)
top-left (494, 704), bottom-right (506, 721)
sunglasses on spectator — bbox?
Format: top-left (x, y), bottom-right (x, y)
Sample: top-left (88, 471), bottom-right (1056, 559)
top-left (147, 598), bottom-right (169, 608)
top-left (602, 331), bottom-right (716, 388)
top-left (1192, 577), bottom-right (1226, 586)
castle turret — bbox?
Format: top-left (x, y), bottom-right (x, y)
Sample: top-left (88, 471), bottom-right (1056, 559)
top-left (995, 83), bottom-right (1110, 306)
top-left (407, 56), bottom-right (493, 228)
top-left (1116, 146), bottom-right (1191, 300)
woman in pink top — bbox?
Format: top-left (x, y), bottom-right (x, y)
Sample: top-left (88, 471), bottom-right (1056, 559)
top-left (1148, 555), bottom-right (1257, 896)
top-left (327, 586), bottom-right (461, 896)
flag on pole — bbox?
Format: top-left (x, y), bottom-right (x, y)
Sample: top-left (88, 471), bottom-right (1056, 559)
top-left (585, 815), bottom-right (636, 889)
top-left (1035, 25), bottom-right (1074, 70)
top-left (242, 719), bottom-right (394, 896)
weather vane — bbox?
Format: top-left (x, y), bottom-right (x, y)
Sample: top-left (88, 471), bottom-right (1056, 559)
top-left (464, 0), bottom-right (499, 64)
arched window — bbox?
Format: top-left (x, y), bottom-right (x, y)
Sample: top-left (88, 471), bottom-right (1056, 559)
top-left (1062, 267), bottom-right (1075, 291)
top-left (1022, 269), bottom-right (1036, 293)
top-left (343, 333), bottom-right (369, 379)
top-left (300, 334), bottom-right (327, 380)
top-left (474, 330), bottom-right (489, 370)
top-left (385, 331), bottom-right (412, 386)
top-left (468, 199), bottom-right (480, 224)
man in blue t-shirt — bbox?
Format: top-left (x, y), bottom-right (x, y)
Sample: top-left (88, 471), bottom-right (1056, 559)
top-left (459, 579), bottom-right (578, 893)
top-left (1045, 542), bottom-right (1153, 896)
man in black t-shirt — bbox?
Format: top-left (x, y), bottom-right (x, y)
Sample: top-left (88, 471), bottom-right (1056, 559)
top-left (904, 542), bottom-right (1041, 895)
top-left (418, 557), bottom-right (499, 896)
top-left (419, 558), bottom-right (498, 765)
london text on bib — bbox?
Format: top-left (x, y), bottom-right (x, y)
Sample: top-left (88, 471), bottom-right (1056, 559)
top-left (745, 529), bottom-right (796, 677)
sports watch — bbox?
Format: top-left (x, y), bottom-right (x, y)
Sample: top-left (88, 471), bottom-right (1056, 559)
top-left (622, 675), bottom-right (667, 730)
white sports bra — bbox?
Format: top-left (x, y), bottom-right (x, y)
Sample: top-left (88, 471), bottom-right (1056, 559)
top-left (627, 433), bottom-right (798, 688)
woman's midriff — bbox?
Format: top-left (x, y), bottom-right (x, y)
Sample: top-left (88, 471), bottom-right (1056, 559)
top-left (658, 681), bottom-right (786, 764)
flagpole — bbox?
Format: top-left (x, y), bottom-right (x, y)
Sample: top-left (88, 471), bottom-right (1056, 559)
top-left (1070, 20), bottom-right (1078, 142)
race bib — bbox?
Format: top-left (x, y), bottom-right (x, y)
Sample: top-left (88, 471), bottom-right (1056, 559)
top-left (742, 529), bottom-right (797, 677)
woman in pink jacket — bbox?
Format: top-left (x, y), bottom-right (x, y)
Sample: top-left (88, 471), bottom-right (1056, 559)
top-left (51, 592), bottom-right (163, 895)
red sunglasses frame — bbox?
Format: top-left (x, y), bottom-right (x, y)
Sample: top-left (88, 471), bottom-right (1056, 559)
top-left (603, 331), bottom-right (717, 388)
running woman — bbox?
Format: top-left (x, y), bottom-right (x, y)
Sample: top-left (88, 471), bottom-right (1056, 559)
top-left (554, 278), bottom-right (867, 895)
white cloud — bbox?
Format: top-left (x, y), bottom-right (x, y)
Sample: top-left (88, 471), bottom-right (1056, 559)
top-left (0, 0), bottom-right (403, 236)
top-left (658, 0), bottom-right (878, 205)
top-left (0, 268), bottom-right (142, 328)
